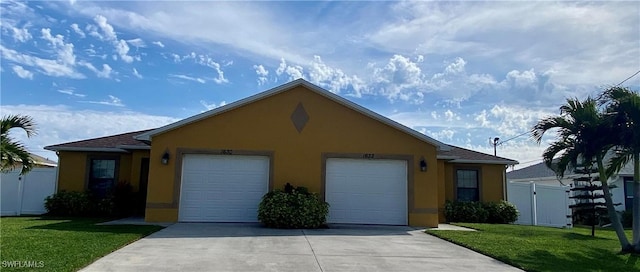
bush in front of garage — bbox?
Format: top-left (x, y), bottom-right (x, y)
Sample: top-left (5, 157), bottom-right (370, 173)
top-left (258, 183), bottom-right (329, 228)
top-left (444, 200), bottom-right (518, 224)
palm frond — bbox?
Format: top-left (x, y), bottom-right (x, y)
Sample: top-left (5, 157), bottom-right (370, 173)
top-left (1, 115), bottom-right (37, 137)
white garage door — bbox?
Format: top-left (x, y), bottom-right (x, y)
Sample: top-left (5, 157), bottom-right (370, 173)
top-left (325, 158), bottom-right (408, 225)
top-left (179, 154), bottom-right (269, 222)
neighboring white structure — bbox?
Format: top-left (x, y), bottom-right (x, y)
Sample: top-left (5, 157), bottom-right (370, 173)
top-left (507, 161), bottom-right (633, 212)
top-left (1, 168), bottom-right (57, 216)
top-left (507, 181), bottom-right (572, 228)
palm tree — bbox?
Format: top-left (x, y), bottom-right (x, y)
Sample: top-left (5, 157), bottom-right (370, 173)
top-left (600, 87), bottom-right (640, 250)
top-left (532, 97), bottom-right (632, 252)
top-left (1, 115), bottom-right (37, 175)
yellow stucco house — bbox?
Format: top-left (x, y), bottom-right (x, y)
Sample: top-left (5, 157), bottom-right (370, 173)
top-left (45, 79), bottom-right (517, 227)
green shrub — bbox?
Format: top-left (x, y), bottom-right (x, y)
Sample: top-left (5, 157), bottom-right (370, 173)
top-left (258, 183), bottom-right (329, 228)
top-left (484, 201), bottom-right (519, 224)
top-left (445, 200), bottom-right (488, 223)
top-left (445, 200), bottom-right (518, 224)
top-left (45, 191), bottom-right (92, 216)
top-left (45, 181), bottom-right (136, 217)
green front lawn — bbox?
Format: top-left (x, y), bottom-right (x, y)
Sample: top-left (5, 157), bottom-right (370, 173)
top-left (427, 224), bottom-right (640, 272)
top-left (0, 217), bottom-right (163, 271)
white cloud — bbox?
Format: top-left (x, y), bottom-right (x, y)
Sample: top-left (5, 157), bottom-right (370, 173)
top-left (92, 14), bottom-right (117, 41)
top-left (132, 68), bottom-right (142, 79)
top-left (87, 15), bottom-right (137, 63)
top-left (372, 54), bottom-right (424, 103)
top-left (41, 28), bottom-right (76, 66)
top-left (275, 58), bottom-right (304, 81)
top-left (79, 61), bottom-right (113, 78)
top-left (126, 38), bottom-right (146, 48)
top-left (199, 100), bottom-right (227, 111)
top-left (368, 1), bottom-right (639, 86)
top-left (57, 88), bottom-right (85, 97)
top-left (83, 95), bottom-right (124, 107)
top-left (0, 104), bottom-right (178, 159)
top-left (428, 129), bottom-right (456, 141)
top-left (173, 53), bottom-right (228, 83)
top-left (0, 44), bottom-right (84, 78)
top-left (169, 74), bottom-right (206, 84)
top-left (68, 2), bottom-right (310, 65)
top-left (12, 65), bottom-right (33, 79)
top-left (474, 110), bottom-right (490, 127)
top-left (444, 109), bottom-right (459, 121)
top-left (444, 57), bottom-right (466, 74)
top-left (115, 39), bottom-right (134, 63)
top-left (253, 64), bottom-right (269, 85)
top-left (208, 61), bottom-right (227, 84)
top-left (152, 41), bottom-right (165, 48)
top-left (70, 23), bottom-right (85, 38)
top-left (11, 26), bottom-right (32, 42)
top-left (307, 55), bottom-right (366, 96)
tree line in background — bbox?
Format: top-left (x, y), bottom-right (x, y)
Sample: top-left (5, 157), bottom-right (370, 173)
top-left (532, 86), bottom-right (640, 253)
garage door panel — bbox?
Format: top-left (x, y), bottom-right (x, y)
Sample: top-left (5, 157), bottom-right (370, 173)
top-left (179, 154), bottom-right (269, 222)
top-left (326, 158), bottom-right (408, 225)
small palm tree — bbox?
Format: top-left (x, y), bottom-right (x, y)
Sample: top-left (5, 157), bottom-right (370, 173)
top-left (532, 97), bottom-right (632, 252)
top-left (600, 87), bottom-right (640, 250)
top-left (1, 115), bottom-right (37, 175)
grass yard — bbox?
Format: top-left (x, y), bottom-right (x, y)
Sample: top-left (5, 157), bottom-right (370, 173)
top-left (427, 223), bottom-right (640, 272)
top-left (0, 217), bottom-right (163, 271)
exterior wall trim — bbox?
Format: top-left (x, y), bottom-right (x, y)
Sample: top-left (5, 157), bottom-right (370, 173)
top-left (452, 165), bottom-right (483, 202)
top-left (84, 154), bottom-right (121, 192)
top-left (45, 147), bottom-right (129, 152)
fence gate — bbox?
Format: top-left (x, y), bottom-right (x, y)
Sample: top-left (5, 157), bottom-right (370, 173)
top-left (507, 181), bottom-right (572, 228)
top-left (1, 168), bottom-right (57, 216)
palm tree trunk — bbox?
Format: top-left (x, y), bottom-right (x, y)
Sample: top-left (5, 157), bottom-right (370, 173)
top-left (598, 158), bottom-right (631, 251)
top-left (633, 153), bottom-right (640, 251)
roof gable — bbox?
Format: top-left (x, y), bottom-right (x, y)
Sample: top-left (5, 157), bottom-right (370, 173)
top-left (135, 79), bottom-right (450, 150)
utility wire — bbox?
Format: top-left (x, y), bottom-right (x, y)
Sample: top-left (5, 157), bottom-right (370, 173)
top-left (616, 69), bottom-right (640, 86)
top-left (496, 131), bottom-right (530, 146)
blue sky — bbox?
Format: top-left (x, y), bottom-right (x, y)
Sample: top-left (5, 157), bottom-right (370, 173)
top-left (1, 0), bottom-right (639, 169)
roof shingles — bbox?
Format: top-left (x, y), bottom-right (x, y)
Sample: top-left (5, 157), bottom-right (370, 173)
top-left (45, 129), bottom-right (151, 151)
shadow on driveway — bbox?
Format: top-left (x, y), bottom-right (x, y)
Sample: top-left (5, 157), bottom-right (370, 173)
top-left (146, 222), bottom-right (418, 238)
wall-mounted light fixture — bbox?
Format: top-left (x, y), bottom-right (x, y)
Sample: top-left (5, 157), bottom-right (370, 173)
top-left (161, 151), bottom-right (170, 165)
top-left (419, 157), bottom-right (427, 172)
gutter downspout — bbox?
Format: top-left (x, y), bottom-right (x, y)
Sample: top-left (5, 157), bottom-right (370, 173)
top-left (503, 165), bottom-right (508, 201)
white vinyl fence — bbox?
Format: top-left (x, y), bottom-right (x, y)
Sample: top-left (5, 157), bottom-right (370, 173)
top-left (1, 168), bottom-right (57, 216)
top-left (507, 181), bottom-right (572, 228)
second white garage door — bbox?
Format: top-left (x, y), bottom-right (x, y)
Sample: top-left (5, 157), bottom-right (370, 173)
top-left (179, 154), bottom-right (269, 222)
top-left (325, 158), bottom-right (408, 225)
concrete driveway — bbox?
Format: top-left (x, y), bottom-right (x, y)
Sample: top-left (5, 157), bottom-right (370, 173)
top-left (81, 223), bottom-right (521, 272)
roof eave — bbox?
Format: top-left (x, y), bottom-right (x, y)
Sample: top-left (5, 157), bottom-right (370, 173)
top-left (448, 159), bottom-right (519, 165)
top-left (117, 145), bottom-right (151, 150)
top-left (44, 147), bottom-right (129, 153)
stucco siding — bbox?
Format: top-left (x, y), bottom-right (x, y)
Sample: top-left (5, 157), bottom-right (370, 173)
top-left (145, 86), bottom-right (440, 226)
top-left (56, 151), bottom-right (148, 193)
top-left (443, 163), bottom-right (505, 203)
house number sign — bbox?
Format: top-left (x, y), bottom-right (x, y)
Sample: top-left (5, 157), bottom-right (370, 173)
top-left (363, 153), bottom-right (375, 159)
top-left (221, 149), bottom-right (233, 155)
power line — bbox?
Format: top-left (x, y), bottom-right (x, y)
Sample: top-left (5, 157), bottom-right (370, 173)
top-left (616, 69), bottom-right (640, 86)
top-left (497, 131), bottom-right (530, 146)
top-left (491, 130), bottom-right (531, 156)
